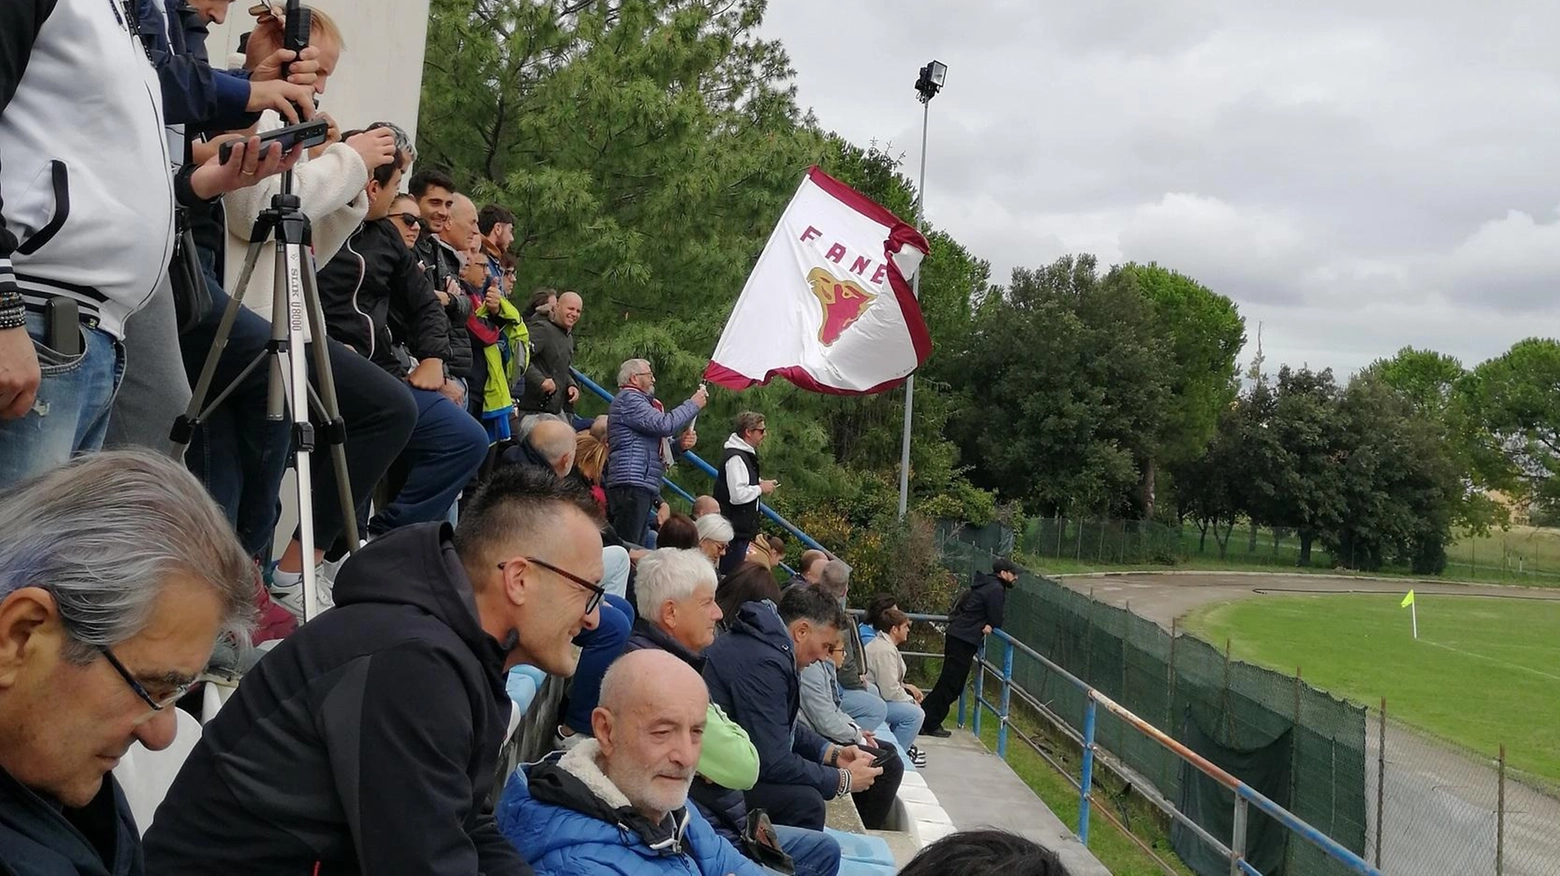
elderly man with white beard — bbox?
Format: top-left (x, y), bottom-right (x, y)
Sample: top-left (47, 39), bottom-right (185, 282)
top-left (497, 649), bottom-right (767, 875)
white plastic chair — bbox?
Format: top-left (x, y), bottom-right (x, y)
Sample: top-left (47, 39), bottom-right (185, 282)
top-left (113, 707), bottom-right (203, 835)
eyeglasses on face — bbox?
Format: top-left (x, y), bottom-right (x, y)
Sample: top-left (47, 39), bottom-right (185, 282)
top-left (393, 212), bottom-right (426, 229)
top-left (98, 646), bottom-right (192, 712)
top-left (498, 556), bottom-right (606, 615)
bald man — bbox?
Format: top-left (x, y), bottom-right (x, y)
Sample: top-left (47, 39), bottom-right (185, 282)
top-left (692, 495), bottom-right (721, 519)
top-left (518, 287), bottom-right (580, 417)
top-left (498, 651), bottom-right (767, 876)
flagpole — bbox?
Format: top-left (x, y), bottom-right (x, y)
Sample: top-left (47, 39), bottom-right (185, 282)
top-left (900, 60), bottom-right (946, 520)
top-left (1411, 601), bottom-right (1418, 639)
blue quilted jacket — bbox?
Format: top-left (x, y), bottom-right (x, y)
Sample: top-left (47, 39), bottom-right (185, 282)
top-left (605, 388), bottom-right (700, 492)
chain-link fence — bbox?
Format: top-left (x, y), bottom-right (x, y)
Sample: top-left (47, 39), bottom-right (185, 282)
top-left (938, 522), bottom-right (1560, 875)
top-left (939, 528), bottom-right (1368, 875)
top-left (1366, 708), bottom-right (1560, 876)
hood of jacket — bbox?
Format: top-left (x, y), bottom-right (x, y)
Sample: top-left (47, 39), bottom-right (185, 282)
top-left (330, 523), bottom-right (507, 675)
top-left (500, 741), bottom-right (694, 863)
top-left (721, 600), bottom-right (794, 663)
top-left (723, 434), bottom-right (757, 454)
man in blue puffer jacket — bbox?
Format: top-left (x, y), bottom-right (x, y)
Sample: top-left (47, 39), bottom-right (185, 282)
top-left (606, 358), bottom-right (707, 544)
top-left (499, 650), bottom-right (765, 876)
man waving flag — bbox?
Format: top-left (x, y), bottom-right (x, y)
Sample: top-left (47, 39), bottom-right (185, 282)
top-left (704, 167), bottom-right (932, 395)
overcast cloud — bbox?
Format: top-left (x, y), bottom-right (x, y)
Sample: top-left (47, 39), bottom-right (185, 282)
top-left (760, 1), bottom-right (1560, 375)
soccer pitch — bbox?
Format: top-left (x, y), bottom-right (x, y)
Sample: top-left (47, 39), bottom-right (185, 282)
top-left (1183, 592), bottom-right (1560, 783)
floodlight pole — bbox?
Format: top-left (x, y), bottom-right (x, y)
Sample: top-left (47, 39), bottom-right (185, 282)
top-left (899, 64), bottom-right (941, 520)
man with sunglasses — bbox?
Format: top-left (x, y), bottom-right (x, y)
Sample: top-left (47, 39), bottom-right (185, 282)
top-left (0, 451), bottom-right (255, 874)
top-left (145, 465), bottom-right (605, 875)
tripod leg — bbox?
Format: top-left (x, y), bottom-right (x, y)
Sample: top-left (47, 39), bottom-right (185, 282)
top-left (274, 239), bottom-right (322, 622)
top-left (170, 239), bottom-right (270, 451)
top-left (300, 260), bottom-right (361, 555)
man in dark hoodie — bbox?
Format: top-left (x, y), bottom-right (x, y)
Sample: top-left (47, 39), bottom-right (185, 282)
top-left (143, 467), bottom-right (607, 874)
top-left (702, 587), bottom-right (882, 832)
top-left (920, 558), bottom-right (1020, 738)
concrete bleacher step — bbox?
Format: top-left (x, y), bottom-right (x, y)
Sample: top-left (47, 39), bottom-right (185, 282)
top-left (914, 729), bottom-right (1112, 876)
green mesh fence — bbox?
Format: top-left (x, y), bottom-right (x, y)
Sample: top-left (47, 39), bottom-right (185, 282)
top-left (937, 526), bottom-right (1369, 876)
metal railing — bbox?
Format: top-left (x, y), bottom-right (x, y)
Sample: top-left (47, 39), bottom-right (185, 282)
top-left (902, 612), bottom-right (1384, 876)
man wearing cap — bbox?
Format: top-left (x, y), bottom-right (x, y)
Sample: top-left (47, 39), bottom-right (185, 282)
top-left (918, 558), bottom-right (1020, 737)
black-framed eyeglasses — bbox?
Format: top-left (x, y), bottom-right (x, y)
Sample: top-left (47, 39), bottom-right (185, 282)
top-left (98, 646), bottom-right (191, 712)
top-left (499, 556), bottom-right (606, 614)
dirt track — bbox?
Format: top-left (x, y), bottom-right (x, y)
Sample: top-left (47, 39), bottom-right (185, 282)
top-left (1052, 571), bottom-right (1560, 631)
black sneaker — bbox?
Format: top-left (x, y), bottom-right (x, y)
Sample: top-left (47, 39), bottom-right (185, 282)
top-left (908, 746), bottom-right (928, 767)
top-left (921, 725), bottom-right (952, 738)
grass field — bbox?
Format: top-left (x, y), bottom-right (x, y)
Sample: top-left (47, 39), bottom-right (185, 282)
top-left (1183, 593), bottom-right (1560, 782)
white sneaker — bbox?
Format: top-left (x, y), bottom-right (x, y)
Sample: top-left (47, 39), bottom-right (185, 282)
top-left (266, 564), bottom-right (332, 621)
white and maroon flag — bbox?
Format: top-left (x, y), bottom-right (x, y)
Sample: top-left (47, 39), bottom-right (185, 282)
top-left (704, 167), bottom-right (932, 395)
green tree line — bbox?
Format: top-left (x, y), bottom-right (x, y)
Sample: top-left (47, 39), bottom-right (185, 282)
top-left (416, 0), bottom-right (1560, 586)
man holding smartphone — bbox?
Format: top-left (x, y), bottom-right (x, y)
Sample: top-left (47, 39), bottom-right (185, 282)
top-left (0, 0), bottom-right (295, 490)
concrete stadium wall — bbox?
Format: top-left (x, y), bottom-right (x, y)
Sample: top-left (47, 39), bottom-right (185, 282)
top-left (203, 0), bottom-right (431, 139)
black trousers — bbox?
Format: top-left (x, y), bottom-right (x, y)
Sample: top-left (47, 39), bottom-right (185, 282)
top-left (921, 635), bottom-right (981, 730)
top-left (745, 742), bottom-right (906, 832)
top-left (606, 484), bottom-right (655, 546)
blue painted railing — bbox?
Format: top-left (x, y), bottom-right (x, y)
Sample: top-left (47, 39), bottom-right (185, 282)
top-left (571, 368), bottom-right (820, 567)
top-left (909, 611), bottom-right (1382, 876)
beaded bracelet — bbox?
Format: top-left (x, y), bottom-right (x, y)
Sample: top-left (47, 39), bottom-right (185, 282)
top-left (0, 289), bottom-right (25, 331)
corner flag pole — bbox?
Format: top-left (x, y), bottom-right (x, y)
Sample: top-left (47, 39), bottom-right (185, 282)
top-left (1401, 589), bottom-right (1417, 639)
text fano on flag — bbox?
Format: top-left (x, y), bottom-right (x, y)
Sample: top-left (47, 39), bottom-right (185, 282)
top-left (704, 167), bottom-right (932, 395)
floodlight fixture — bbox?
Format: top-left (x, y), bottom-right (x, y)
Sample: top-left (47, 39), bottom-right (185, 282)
top-left (915, 60), bottom-right (948, 103)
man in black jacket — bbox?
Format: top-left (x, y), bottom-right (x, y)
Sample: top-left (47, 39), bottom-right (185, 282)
top-left (143, 466), bottom-right (608, 875)
top-left (517, 292), bottom-right (580, 418)
top-left (920, 558), bottom-right (1020, 737)
top-left (409, 167), bottom-right (472, 408)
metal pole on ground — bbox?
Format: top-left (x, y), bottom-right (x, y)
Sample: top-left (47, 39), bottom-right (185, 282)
top-left (1375, 698), bottom-right (1386, 868)
top-left (1079, 697), bottom-right (1098, 846)
top-left (1497, 744), bottom-right (1506, 876)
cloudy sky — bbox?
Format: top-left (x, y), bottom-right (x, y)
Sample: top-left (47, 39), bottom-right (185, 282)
top-left (761, 1), bottom-right (1560, 376)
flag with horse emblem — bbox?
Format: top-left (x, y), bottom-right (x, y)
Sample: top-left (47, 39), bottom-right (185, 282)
top-left (704, 167), bottom-right (932, 394)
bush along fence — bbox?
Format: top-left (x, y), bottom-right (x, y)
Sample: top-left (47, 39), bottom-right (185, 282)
top-left (934, 524), bottom-right (1560, 876)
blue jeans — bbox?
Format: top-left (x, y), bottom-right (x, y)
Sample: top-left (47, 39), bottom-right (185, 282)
top-left (773, 825), bottom-right (842, 876)
top-left (0, 313), bottom-right (123, 490)
top-left (368, 388), bottom-right (487, 536)
top-left (883, 699), bottom-right (926, 751)
top-left (563, 593), bottom-right (634, 735)
top-left (839, 686), bottom-right (888, 732)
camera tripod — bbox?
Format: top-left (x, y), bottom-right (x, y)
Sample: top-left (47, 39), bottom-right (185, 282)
top-left (172, 171), bottom-right (358, 623)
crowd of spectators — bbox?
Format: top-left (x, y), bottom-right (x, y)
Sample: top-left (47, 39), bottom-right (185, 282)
top-left (0, 2), bottom-right (1028, 873)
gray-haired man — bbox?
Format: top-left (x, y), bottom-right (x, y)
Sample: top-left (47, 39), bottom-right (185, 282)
top-left (0, 451), bottom-right (255, 874)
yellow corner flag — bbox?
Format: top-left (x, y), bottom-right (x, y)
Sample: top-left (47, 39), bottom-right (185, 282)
top-left (1400, 590), bottom-right (1415, 608)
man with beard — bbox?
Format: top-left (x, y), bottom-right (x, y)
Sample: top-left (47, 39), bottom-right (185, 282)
top-left (497, 649), bottom-right (766, 876)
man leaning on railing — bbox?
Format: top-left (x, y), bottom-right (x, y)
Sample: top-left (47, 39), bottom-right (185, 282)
top-left (920, 558), bottom-right (1019, 737)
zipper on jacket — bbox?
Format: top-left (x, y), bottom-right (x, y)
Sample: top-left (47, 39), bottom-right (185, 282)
top-left (344, 230), bottom-right (373, 357)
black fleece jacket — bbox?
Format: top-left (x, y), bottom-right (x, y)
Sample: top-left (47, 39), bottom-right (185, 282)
top-left (141, 523), bottom-right (532, 876)
top-left (946, 572), bottom-right (1011, 646)
top-left (317, 218), bottom-right (451, 380)
top-left (0, 766), bottom-right (143, 876)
